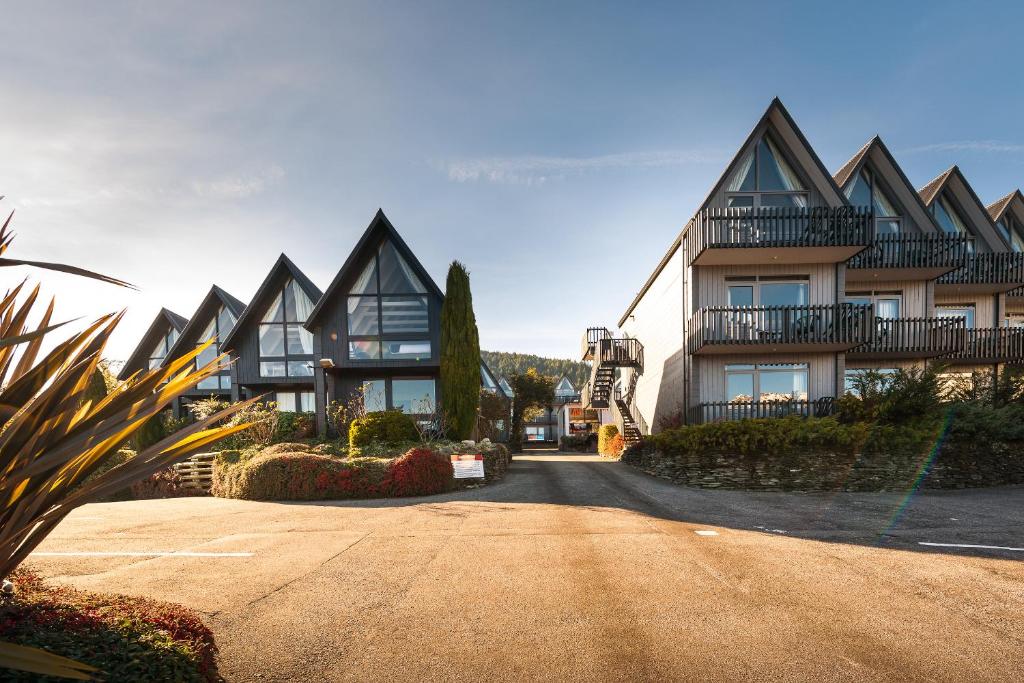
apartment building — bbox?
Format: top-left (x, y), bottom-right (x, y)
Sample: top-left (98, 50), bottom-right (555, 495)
top-left (582, 99), bottom-right (1024, 437)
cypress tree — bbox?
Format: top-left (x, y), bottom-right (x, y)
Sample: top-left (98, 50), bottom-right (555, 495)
top-left (440, 261), bottom-right (481, 440)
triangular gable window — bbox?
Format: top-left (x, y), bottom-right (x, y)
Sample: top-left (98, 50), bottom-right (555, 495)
top-left (378, 240), bottom-right (426, 294)
top-left (726, 133), bottom-right (807, 208)
top-left (195, 305), bottom-right (233, 391)
top-left (259, 278), bottom-right (315, 378)
top-left (932, 192), bottom-right (975, 252)
top-left (844, 167), bottom-right (901, 235)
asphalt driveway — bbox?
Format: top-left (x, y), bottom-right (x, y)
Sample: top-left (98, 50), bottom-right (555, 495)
top-left (27, 454), bottom-right (1024, 682)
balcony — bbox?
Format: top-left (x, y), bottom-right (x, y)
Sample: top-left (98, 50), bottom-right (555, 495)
top-left (945, 328), bottom-right (1024, 364)
top-left (687, 397), bottom-right (835, 425)
top-left (580, 327), bottom-right (644, 409)
top-left (847, 317), bottom-right (966, 360)
top-left (686, 207), bottom-right (872, 266)
top-left (846, 233), bottom-right (970, 281)
top-left (688, 304), bottom-right (873, 354)
top-left (936, 252), bottom-right (1024, 294)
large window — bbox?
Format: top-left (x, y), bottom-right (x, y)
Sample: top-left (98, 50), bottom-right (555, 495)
top-left (936, 304), bottom-right (976, 329)
top-left (726, 133), bottom-right (808, 208)
top-left (195, 305), bottom-right (237, 391)
top-left (147, 327), bottom-right (179, 370)
top-left (844, 167), bottom-right (901, 236)
top-left (275, 390), bottom-right (315, 413)
top-left (725, 364), bottom-right (808, 403)
top-left (932, 193), bottom-right (975, 252)
top-left (359, 377), bottom-right (436, 414)
top-left (996, 212), bottom-right (1024, 252)
top-left (259, 278), bottom-right (315, 378)
top-left (727, 276), bottom-right (809, 308)
top-left (347, 240), bottom-right (432, 361)
top-left (846, 291), bottom-right (902, 319)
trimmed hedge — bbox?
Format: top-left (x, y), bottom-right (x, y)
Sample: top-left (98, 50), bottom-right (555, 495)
top-left (213, 447), bottom-right (454, 501)
top-left (1, 569), bottom-right (218, 681)
top-left (349, 410), bottom-right (419, 450)
top-left (597, 424), bottom-right (620, 456)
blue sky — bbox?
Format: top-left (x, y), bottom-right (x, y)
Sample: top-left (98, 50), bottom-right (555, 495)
top-left (2, 1), bottom-right (1024, 361)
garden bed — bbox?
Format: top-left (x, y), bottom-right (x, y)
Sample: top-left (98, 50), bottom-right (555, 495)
top-left (0, 569), bottom-right (218, 682)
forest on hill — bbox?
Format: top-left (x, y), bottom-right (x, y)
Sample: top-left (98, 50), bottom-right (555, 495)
top-left (480, 350), bottom-right (589, 388)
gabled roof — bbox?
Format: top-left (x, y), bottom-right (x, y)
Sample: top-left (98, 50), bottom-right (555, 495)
top-left (618, 98), bottom-right (849, 327)
top-left (554, 375), bottom-right (577, 392)
top-left (163, 284), bottom-right (247, 364)
top-left (480, 358), bottom-right (508, 399)
top-left (116, 307), bottom-right (188, 380)
top-left (917, 165), bottom-right (1010, 251)
top-left (832, 135), bottom-right (944, 235)
top-left (221, 254), bottom-right (323, 351)
top-left (987, 189), bottom-right (1023, 223)
top-left (305, 209), bottom-right (444, 329)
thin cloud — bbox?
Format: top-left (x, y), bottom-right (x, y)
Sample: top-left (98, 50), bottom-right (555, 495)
top-left (190, 165), bottom-right (286, 199)
top-left (900, 140), bottom-right (1024, 155)
top-left (439, 149), bottom-right (725, 185)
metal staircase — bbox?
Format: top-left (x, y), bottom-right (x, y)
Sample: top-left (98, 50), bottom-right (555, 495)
top-left (580, 327), bottom-right (645, 443)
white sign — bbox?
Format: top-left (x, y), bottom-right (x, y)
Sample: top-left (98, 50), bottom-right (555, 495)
top-left (451, 454), bottom-right (485, 479)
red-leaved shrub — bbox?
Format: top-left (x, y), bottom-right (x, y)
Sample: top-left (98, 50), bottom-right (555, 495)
top-left (130, 467), bottom-right (191, 499)
top-left (386, 447), bottom-right (455, 497)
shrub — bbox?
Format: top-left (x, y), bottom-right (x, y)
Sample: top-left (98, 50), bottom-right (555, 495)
top-left (559, 434), bottom-right (591, 452)
top-left (1, 568), bottom-right (219, 681)
top-left (349, 410), bottom-right (419, 449)
top-left (606, 433), bottom-right (625, 458)
top-left (648, 416), bottom-right (870, 459)
top-left (388, 447), bottom-right (455, 496)
top-left (598, 424), bottom-right (620, 455)
top-left (275, 411), bottom-right (316, 442)
top-left (439, 260), bottom-right (481, 439)
top-left (130, 467), bottom-right (190, 499)
top-left (261, 442), bottom-right (312, 456)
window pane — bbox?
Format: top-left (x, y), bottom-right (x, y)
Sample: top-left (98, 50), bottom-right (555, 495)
top-left (726, 373), bottom-right (754, 402)
top-left (362, 379), bottom-right (386, 412)
top-left (392, 378), bottom-right (436, 414)
top-left (844, 170), bottom-right (872, 207)
top-left (261, 291), bottom-right (284, 323)
top-left (382, 340), bottom-right (431, 361)
top-left (873, 183), bottom-right (899, 218)
top-left (287, 360), bottom-right (314, 377)
top-left (876, 299), bottom-right (900, 319)
top-left (148, 358), bottom-right (163, 370)
top-left (218, 306), bottom-right (237, 338)
top-left (285, 279), bottom-right (315, 322)
top-left (876, 219), bottom-right (900, 236)
top-left (757, 136), bottom-right (804, 192)
top-left (286, 325), bottom-right (314, 355)
top-left (198, 318), bottom-right (217, 343)
top-left (760, 283), bottom-right (808, 306)
top-left (934, 195), bottom-right (969, 236)
top-left (220, 375), bottom-right (231, 389)
top-left (760, 367), bottom-right (808, 401)
top-left (727, 149), bottom-right (756, 192)
top-left (381, 296), bottom-right (429, 334)
top-left (299, 391), bottom-right (316, 412)
top-left (728, 286), bottom-right (754, 307)
top-left (378, 240), bottom-right (427, 293)
top-left (349, 340), bottom-right (380, 360)
top-left (350, 258), bottom-right (378, 295)
top-left (259, 324), bottom-right (285, 356)
top-left (937, 306), bottom-right (975, 328)
top-left (196, 376), bottom-right (220, 390)
top-left (259, 361), bottom-right (287, 377)
top-left (727, 195), bottom-right (754, 208)
top-left (760, 193), bottom-right (805, 208)
top-left (275, 392), bottom-right (297, 412)
top-left (347, 297), bottom-right (379, 335)
top-left (196, 343), bottom-right (217, 369)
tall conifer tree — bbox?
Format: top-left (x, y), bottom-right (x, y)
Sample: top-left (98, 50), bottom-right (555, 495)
top-left (440, 261), bottom-right (480, 439)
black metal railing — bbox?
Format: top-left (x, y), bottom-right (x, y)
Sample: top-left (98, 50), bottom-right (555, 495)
top-left (552, 393), bottom-right (581, 404)
top-left (581, 327), bottom-right (612, 360)
top-left (688, 304), bottom-right (873, 353)
top-left (847, 233), bottom-right (970, 271)
top-left (948, 328), bottom-right (1024, 362)
top-left (591, 336), bottom-right (644, 369)
top-left (937, 252), bottom-right (1024, 286)
top-left (613, 386), bottom-right (648, 437)
top-left (849, 317), bottom-right (966, 357)
top-left (687, 397), bottom-right (835, 425)
top-left (686, 206), bottom-right (873, 264)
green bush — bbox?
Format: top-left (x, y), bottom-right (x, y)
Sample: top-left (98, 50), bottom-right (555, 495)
top-left (275, 411), bottom-right (316, 442)
top-left (648, 416), bottom-right (870, 459)
top-left (349, 410), bottom-right (419, 449)
top-left (559, 434), bottom-right (592, 452)
top-left (597, 424), bottom-right (620, 456)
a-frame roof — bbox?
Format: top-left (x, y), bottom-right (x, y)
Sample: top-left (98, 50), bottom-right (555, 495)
top-left (221, 253), bottom-right (323, 351)
top-left (987, 189), bottom-right (1024, 224)
top-left (163, 284), bottom-right (247, 364)
top-left (305, 209), bottom-right (444, 329)
top-left (116, 307), bottom-right (188, 380)
top-left (832, 135), bottom-right (944, 235)
top-left (917, 165), bottom-right (1010, 251)
top-left (480, 358), bottom-right (508, 399)
top-left (619, 98), bottom-right (847, 327)
top-left (554, 375), bottom-right (577, 393)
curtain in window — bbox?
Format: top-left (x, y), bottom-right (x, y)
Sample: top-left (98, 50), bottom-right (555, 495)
top-left (291, 281), bottom-right (315, 322)
top-left (727, 150), bottom-right (756, 192)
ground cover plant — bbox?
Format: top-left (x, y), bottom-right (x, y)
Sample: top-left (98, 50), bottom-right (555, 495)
top-left (0, 569), bottom-right (218, 682)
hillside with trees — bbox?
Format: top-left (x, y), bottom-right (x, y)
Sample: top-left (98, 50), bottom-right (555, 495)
top-left (481, 350), bottom-right (589, 388)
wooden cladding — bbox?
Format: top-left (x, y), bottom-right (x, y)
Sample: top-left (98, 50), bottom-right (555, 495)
top-left (937, 252), bottom-right (1024, 286)
top-left (686, 207), bottom-right (873, 264)
top-left (848, 317), bottom-right (967, 358)
top-left (847, 233), bottom-right (970, 271)
top-left (948, 327), bottom-right (1024, 363)
top-left (688, 304), bottom-right (873, 353)
top-left (687, 398), bottom-right (835, 425)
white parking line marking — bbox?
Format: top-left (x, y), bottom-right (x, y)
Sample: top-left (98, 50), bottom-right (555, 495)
top-left (32, 551), bottom-right (254, 558)
top-left (694, 530), bottom-right (719, 536)
top-left (919, 543), bottom-right (1024, 552)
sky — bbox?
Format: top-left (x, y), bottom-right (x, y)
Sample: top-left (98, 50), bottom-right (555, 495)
top-left (2, 0), bottom-right (1024, 362)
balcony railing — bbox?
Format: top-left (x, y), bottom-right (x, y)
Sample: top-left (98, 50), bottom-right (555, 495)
top-left (686, 206), bottom-right (872, 265)
top-left (936, 252), bottom-right (1024, 289)
top-left (947, 328), bottom-right (1024, 363)
top-left (848, 317), bottom-right (966, 358)
top-left (846, 233), bottom-right (970, 273)
top-left (580, 327), bottom-right (612, 361)
top-left (688, 304), bottom-right (873, 353)
top-left (687, 398), bottom-right (835, 425)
